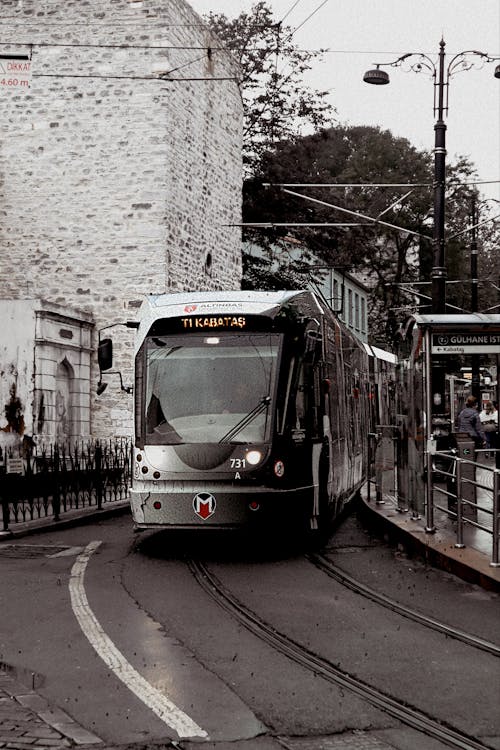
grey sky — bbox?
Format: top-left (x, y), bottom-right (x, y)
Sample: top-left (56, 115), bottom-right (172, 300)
top-left (190, 0), bottom-right (500, 202)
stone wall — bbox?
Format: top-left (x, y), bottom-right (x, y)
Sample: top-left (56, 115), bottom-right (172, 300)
top-left (0, 0), bottom-right (243, 438)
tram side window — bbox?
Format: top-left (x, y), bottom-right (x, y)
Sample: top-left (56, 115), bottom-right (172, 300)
top-left (323, 326), bottom-right (340, 442)
top-left (135, 343), bottom-right (145, 447)
top-left (295, 362), bottom-right (306, 431)
top-left (282, 359), bottom-right (315, 438)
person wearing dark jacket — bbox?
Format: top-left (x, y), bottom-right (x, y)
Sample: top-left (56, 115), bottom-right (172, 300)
top-left (457, 395), bottom-right (485, 447)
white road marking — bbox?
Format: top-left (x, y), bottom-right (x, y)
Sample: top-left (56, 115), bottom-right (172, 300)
top-left (69, 541), bottom-right (208, 740)
top-left (48, 546), bottom-right (84, 558)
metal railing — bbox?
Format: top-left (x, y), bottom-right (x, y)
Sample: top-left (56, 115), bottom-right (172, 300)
top-left (0, 438), bottom-right (131, 533)
top-left (368, 428), bottom-right (500, 567)
top-left (432, 449), bottom-right (500, 567)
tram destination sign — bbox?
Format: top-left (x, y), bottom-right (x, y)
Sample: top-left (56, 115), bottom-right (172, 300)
top-left (432, 331), bottom-right (500, 354)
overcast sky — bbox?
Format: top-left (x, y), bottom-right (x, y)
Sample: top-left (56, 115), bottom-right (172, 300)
top-left (190, 0), bottom-right (500, 203)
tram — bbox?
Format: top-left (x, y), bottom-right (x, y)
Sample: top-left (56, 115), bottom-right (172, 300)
top-left (103, 290), bottom-right (394, 538)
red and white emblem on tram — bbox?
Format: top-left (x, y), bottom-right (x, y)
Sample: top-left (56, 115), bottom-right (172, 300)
top-left (193, 492), bottom-right (216, 520)
top-left (184, 304), bottom-right (197, 313)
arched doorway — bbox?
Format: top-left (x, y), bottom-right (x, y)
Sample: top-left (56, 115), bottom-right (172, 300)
top-left (55, 359), bottom-right (74, 440)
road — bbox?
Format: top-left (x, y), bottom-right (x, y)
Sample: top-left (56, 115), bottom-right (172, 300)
top-left (0, 511), bottom-right (499, 750)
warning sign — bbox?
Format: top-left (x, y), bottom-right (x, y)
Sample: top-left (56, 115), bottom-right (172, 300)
top-left (6, 456), bottom-right (24, 474)
top-left (0, 55), bottom-right (32, 90)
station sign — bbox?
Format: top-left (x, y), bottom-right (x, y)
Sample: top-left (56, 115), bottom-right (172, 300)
top-left (432, 331), bottom-right (500, 354)
top-left (0, 55), bottom-right (32, 90)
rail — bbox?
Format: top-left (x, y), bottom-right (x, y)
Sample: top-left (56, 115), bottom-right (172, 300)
top-left (0, 438), bottom-right (131, 534)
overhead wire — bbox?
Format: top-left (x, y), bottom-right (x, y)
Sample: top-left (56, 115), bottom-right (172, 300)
top-left (32, 73), bottom-right (236, 82)
top-left (279, 0), bottom-right (304, 25)
top-left (1, 38), bottom-right (492, 58)
top-left (289, 0), bottom-right (330, 37)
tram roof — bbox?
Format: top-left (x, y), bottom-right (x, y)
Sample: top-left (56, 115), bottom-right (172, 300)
top-left (140, 290), bottom-right (324, 322)
top-left (132, 290), bottom-right (324, 350)
top-left (363, 343), bottom-right (397, 363)
top-left (146, 290), bottom-right (313, 309)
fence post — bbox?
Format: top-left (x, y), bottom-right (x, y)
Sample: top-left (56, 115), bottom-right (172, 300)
top-left (95, 441), bottom-right (103, 510)
top-left (425, 446), bottom-right (435, 533)
top-left (455, 458), bottom-right (465, 549)
top-left (52, 445), bottom-right (60, 522)
top-left (491, 469), bottom-right (500, 567)
top-left (1, 485), bottom-right (9, 534)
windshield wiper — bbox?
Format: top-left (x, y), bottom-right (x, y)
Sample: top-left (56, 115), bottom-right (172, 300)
top-left (219, 396), bottom-right (271, 444)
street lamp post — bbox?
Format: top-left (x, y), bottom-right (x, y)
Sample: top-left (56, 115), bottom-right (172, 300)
top-left (363, 39), bottom-right (500, 313)
top-left (470, 194), bottom-right (479, 314)
top-left (432, 40), bottom-right (447, 313)
top-left (470, 193), bottom-right (480, 401)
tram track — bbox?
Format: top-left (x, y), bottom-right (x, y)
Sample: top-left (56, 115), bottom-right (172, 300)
top-left (188, 558), bottom-right (492, 750)
top-left (308, 553), bottom-right (500, 657)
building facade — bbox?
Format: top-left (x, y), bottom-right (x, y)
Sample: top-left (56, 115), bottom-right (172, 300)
top-left (315, 268), bottom-right (369, 344)
top-left (0, 0), bottom-right (243, 448)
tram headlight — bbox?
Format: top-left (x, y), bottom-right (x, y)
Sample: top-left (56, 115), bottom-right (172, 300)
top-left (246, 449), bottom-right (262, 466)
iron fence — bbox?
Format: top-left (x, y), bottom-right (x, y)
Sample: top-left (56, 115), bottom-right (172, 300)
top-left (0, 438), bottom-right (131, 532)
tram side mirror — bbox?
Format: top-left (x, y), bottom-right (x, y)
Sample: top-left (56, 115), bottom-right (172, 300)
top-left (98, 337), bottom-right (113, 371)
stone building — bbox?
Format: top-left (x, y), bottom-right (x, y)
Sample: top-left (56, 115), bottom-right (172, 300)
top-left (0, 0), bottom-right (243, 450)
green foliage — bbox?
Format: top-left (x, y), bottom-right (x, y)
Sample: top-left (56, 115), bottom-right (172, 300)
top-left (207, 3), bottom-right (499, 346)
top-left (205, 1), bottom-right (335, 172)
top-left (243, 125), bottom-right (436, 343)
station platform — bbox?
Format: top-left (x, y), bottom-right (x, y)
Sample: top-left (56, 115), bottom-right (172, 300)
top-left (359, 483), bottom-right (500, 593)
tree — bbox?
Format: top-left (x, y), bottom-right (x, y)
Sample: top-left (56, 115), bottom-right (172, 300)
top-left (207, 6), bottom-right (498, 347)
top-left (244, 125), bottom-right (437, 343)
top-left (476, 205), bottom-right (500, 314)
top-left (438, 177), bottom-right (500, 315)
top-left (243, 127), bottom-right (487, 345)
top-left (205, 1), bottom-right (336, 172)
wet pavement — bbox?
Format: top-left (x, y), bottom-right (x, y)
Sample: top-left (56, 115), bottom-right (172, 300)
top-left (0, 487), bottom-right (498, 749)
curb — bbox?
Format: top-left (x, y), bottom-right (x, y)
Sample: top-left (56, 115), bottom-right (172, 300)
top-left (0, 661), bottom-right (102, 747)
top-left (0, 500), bottom-right (131, 541)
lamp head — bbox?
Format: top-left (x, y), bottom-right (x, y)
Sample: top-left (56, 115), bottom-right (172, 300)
top-left (363, 66), bottom-right (390, 85)
top-left (96, 380), bottom-right (108, 395)
top-left (495, 64), bottom-right (500, 79)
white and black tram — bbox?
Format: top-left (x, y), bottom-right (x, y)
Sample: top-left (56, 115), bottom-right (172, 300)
top-left (102, 290), bottom-right (393, 539)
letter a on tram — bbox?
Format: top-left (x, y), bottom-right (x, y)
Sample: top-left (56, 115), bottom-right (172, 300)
top-left (193, 492), bottom-right (216, 520)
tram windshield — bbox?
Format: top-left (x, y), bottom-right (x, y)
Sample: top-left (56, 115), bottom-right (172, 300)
top-left (144, 333), bottom-right (281, 444)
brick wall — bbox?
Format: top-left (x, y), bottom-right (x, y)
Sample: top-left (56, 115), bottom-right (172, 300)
top-left (0, 0), bottom-right (243, 438)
